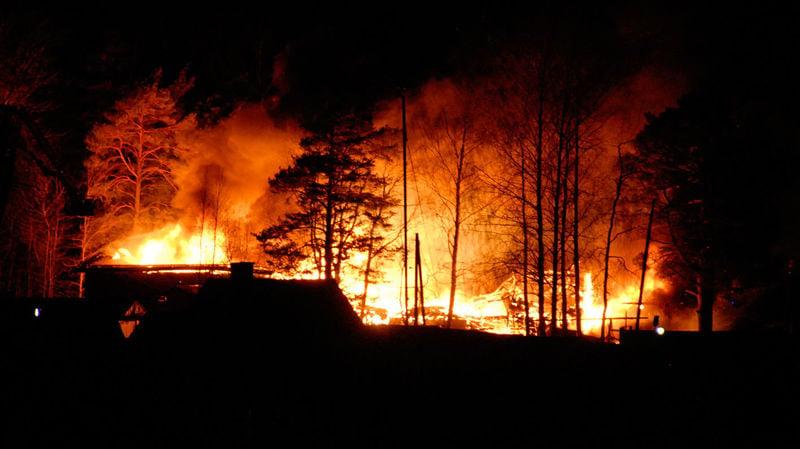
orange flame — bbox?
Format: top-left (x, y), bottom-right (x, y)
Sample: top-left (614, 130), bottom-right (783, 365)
top-left (110, 223), bottom-right (229, 265)
top-left (107, 217), bottom-right (668, 342)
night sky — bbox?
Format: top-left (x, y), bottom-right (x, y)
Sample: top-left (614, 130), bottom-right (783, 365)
top-left (5, 2), bottom-right (798, 127)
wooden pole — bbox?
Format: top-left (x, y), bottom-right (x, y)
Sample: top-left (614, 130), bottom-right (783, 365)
top-left (413, 233), bottom-right (418, 326)
top-left (402, 92), bottom-right (409, 325)
top-left (415, 233), bottom-right (425, 325)
top-left (636, 199), bottom-right (656, 331)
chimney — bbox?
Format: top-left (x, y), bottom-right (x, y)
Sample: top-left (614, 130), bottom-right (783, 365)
top-left (230, 262), bottom-right (254, 286)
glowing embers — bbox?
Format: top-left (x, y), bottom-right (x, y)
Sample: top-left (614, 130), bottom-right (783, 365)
top-left (349, 268), bottom-right (666, 339)
top-left (110, 223), bottom-right (229, 265)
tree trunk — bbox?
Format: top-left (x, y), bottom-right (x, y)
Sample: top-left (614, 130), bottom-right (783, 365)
top-left (416, 235), bottom-right (426, 325)
top-left (47, 216), bottom-right (59, 297)
top-left (536, 85), bottom-right (547, 337)
top-left (636, 199), bottom-right (656, 330)
top-left (573, 124), bottom-right (582, 336)
top-left (402, 93), bottom-right (409, 325)
top-left (212, 172), bottom-right (222, 265)
top-left (699, 265), bottom-right (715, 332)
top-left (560, 163), bottom-right (569, 335)
top-left (324, 186), bottom-right (334, 281)
top-left (133, 117), bottom-right (144, 231)
top-left (551, 136), bottom-right (562, 336)
top-left (79, 216), bottom-right (88, 297)
top-left (199, 167), bottom-right (208, 263)
top-left (521, 137), bottom-right (530, 336)
top-left (601, 144), bottom-right (625, 342)
top-left (699, 158), bottom-right (716, 333)
top-left (446, 140), bottom-right (465, 329)
top-left (361, 250), bottom-right (373, 320)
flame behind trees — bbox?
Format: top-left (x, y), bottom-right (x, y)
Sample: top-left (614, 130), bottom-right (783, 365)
top-left (414, 89), bottom-right (485, 329)
top-left (256, 113), bottom-right (398, 285)
top-left (84, 70), bottom-right (196, 258)
top-left (478, 22), bottom-right (640, 334)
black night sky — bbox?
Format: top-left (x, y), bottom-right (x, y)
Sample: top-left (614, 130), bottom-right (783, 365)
top-left (3, 2), bottom-right (798, 162)
top-left (3, 3), bottom-right (797, 134)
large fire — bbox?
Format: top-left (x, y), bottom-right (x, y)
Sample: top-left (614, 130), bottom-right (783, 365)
top-left (110, 223), bottom-right (229, 266)
top-left (96, 82), bottom-right (677, 341)
top-left (105, 219), bottom-right (666, 341)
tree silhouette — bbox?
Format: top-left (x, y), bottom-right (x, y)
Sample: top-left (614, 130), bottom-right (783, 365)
top-left (256, 113), bottom-right (397, 284)
top-left (632, 93), bottom-right (746, 332)
top-left (415, 93), bottom-right (484, 329)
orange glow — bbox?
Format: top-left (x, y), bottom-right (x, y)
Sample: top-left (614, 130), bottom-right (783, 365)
top-left (96, 80), bottom-right (676, 340)
top-left (110, 223), bottom-right (229, 265)
top-left (106, 216), bottom-right (668, 342)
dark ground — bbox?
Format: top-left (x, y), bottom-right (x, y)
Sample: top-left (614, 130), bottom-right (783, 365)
top-left (2, 279), bottom-right (797, 448)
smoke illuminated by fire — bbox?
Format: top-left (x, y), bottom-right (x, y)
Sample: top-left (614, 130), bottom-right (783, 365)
top-left (99, 72), bottom-right (684, 339)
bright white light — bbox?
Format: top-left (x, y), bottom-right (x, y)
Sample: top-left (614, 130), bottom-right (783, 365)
top-left (655, 326), bottom-right (665, 336)
top-left (34, 307), bottom-right (40, 318)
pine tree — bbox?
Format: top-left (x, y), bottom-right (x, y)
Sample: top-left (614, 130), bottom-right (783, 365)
top-left (84, 70), bottom-right (195, 252)
top-left (256, 113), bottom-right (397, 284)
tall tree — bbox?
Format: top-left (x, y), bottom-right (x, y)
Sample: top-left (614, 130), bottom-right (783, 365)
top-left (84, 69), bottom-right (195, 252)
top-left (488, 50), bottom-right (549, 336)
top-left (357, 169), bottom-right (400, 319)
top-left (418, 106), bottom-right (483, 329)
top-left (256, 113), bottom-right (396, 284)
top-left (632, 94), bottom-right (738, 332)
top-left (601, 142), bottom-right (632, 341)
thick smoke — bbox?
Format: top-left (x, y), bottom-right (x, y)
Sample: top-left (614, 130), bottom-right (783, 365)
top-left (172, 103), bottom-right (303, 261)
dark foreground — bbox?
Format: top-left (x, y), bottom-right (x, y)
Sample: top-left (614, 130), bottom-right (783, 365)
top-left (2, 279), bottom-right (797, 447)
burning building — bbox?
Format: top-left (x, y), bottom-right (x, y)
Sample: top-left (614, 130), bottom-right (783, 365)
top-left (73, 52), bottom-right (686, 340)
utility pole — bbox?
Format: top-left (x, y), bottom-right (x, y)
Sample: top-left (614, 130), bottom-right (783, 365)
top-left (636, 199), bottom-right (656, 330)
top-left (402, 92), bottom-right (409, 325)
top-left (414, 233), bottom-right (426, 325)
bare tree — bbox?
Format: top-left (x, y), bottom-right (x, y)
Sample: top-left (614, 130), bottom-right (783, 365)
top-left (601, 142), bottom-right (633, 341)
top-left (485, 52), bottom-right (550, 336)
top-left (417, 100), bottom-right (484, 329)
